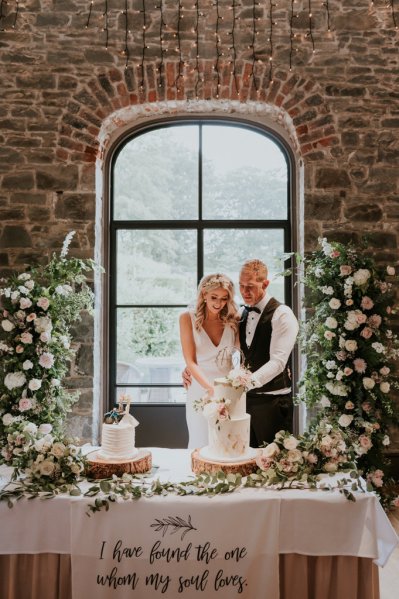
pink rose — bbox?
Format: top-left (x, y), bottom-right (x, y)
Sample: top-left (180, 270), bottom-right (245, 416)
top-left (361, 401), bottom-right (372, 413)
top-left (368, 314), bottom-right (382, 329)
top-left (343, 367), bottom-right (353, 376)
top-left (20, 332), bottom-right (33, 344)
top-left (217, 405), bottom-right (229, 421)
top-left (340, 265), bottom-right (351, 275)
top-left (360, 327), bottom-right (373, 339)
top-left (26, 313), bottom-right (37, 322)
top-left (18, 397), bottom-right (32, 412)
top-left (361, 296), bottom-right (374, 310)
top-left (39, 352), bottom-right (55, 369)
top-left (305, 452), bottom-right (318, 464)
top-left (359, 435), bottom-right (372, 450)
top-left (335, 351), bottom-right (347, 361)
top-left (19, 298), bottom-right (32, 310)
top-left (256, 455), bottom-right (273, 471)
top-left (37, 297), bottom-right (50, 311)
top-left (353, 358), bottom-right (367, 373)
top-left (355, 313), bottom-right (367, 324)
top-left (331, 250), bottom-right (341, 258)
top-left (15, 345), bottom-right (24, 354)
top-left (345, 299), bottom-right (354, 306)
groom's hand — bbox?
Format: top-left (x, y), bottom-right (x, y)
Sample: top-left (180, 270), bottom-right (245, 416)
top-left (182, 367), bottom-right (192, 389)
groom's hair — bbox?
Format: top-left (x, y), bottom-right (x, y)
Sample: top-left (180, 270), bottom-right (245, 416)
top-left (240, 259), bottom-right (268, 281)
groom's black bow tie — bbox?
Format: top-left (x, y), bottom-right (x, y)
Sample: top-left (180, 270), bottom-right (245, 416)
top-left (243, 305), bottom-right (261, 314)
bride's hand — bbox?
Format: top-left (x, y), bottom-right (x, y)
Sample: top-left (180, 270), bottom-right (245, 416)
top-left (205, 386), bottom-right (214, 398)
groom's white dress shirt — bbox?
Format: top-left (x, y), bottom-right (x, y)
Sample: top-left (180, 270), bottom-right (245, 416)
top-left (244, 292), bottom-right (299, 394)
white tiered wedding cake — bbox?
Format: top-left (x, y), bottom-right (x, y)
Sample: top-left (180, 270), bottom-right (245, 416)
top-left (199, 374), bottom-right (257, 463)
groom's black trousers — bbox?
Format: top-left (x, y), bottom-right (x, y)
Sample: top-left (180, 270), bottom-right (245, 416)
top-left (246, 392), bottom-right (293, 447)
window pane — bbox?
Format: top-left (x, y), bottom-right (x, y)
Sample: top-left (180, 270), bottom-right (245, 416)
top-left (116, 229), bottom-right (197, 305)
top-left (116, 308), bottom-right (185, 386)
top-left (113, 125), bottom-right (199, 220)
top-left (116, 386), bottom-right (186, 404)
top-left (202, 125), bottom-right (288, 220)
top-left (203, 229), bottom-right (286, 302)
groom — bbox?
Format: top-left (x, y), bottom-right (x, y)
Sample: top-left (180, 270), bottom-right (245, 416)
top-left (239, 259), bottom-right (298, 446)
top-left (183, 258), bottom-right (299, 446)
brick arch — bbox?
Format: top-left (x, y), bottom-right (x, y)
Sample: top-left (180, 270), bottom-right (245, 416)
top-left (57, 63), bottom-right (339, 164)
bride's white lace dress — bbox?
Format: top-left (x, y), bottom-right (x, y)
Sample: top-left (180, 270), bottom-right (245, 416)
top-left (186, 312), bottom-right (235, 449)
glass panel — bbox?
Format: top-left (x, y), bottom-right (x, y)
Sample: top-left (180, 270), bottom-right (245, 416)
top-left (202, 125), bottom-right (288, 220)
top-left (203, 229), bottom-right (286, 302)
top-left (116, 386), bottom-right (186, 404)
top-left (116, 229), bottom-right (197, 305)
top-left (116, 308), bottom-right (186, 386)
top-left (113, 126), bottom-right (199, 220)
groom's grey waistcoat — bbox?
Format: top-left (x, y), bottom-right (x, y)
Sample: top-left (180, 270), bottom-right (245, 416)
top-left (239, 297), bottom-right (291, 393)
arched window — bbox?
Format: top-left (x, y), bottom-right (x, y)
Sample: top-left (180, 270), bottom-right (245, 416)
top-left (109, 119), bottom-right (294, 446)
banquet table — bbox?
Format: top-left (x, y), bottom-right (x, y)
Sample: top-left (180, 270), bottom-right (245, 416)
top-left (0, 448), bottom-right (397, 599)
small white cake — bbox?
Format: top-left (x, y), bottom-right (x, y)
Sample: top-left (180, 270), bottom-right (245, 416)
top-left (99, 412), bottom-right (139, 461)
top-left (199, 377), bottom-right (257, 463)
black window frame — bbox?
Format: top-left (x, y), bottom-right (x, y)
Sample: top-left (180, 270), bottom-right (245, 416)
top-left (108, 117), bottom-right (294, 410)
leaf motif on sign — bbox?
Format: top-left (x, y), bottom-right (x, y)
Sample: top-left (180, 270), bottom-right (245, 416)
top-left (150, 515), bottom-right (197, 540)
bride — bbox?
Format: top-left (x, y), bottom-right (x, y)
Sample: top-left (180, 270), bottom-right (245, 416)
top-left (179, 274), bottom-right (239, 449)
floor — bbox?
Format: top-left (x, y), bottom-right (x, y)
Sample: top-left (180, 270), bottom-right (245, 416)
top-left (379, 507), bottom-right (399, 599)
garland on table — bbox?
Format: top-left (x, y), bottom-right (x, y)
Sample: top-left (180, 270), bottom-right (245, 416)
top-left (0, 232), bottom-right (97, 483)
top-left (298, 238), bottom-right (399, 509)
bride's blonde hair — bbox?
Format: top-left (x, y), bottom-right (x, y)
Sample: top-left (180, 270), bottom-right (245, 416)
top-left (194, 273), bottom-right (239, 332)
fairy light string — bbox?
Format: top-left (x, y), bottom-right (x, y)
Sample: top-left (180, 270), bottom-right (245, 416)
top-left (157, 0), bottom-right (166, 87)
top-left (140, 0), bottom-right (146, 90)
top-left (248, 0), bottom-right (259, 91)
top-left (86, 0), bottom-right (94, 29)
top-left (122, 0), bottom-right (129, 69)
top-left (230, 0), bottom-right (239, 95)
top-left (289, 0), bottom-right (295, 72)
top-left (103, 0), bottom-right (109, 50)
top-left (194, 0), bottom-right (201, 98)
top-left (174, 0), bottom-right (183, 92)
top-left (215, 0), bottom-right (222, 97)
top-left (307, 0), bottom-right (315, 54)
top-left (268, 0), bottom-right (275, 84)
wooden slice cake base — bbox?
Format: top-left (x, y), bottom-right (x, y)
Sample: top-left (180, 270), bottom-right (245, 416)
top-left (191, 449), bottom-right (259, 476)
top-left (85, 449), bottom-right (152, 479)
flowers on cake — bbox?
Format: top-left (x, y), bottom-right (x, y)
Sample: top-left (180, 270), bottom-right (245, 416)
top-left (0, 231), bottom-right (96, 487)
top-left (225, 366), bottom-right (256, 389)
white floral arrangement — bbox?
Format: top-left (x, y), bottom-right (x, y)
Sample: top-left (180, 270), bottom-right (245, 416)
top-left (0, 232), bottom-right (97, 489)
top-left (298, 237), bottom-right (399, 509)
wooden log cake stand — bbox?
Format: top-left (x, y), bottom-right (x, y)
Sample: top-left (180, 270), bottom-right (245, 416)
top-left (85, 449), bottom-right (152, 479)
top-left (191, 449), bottom-right (259, 476)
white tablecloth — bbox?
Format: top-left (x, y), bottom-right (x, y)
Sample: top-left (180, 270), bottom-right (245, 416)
top-left (0, 448), bottom-right (397, 568)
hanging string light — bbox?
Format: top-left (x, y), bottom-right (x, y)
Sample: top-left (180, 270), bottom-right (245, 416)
top-left (139, 0), bottom-right (146, 90)
top-left (194, 0), bottom-right (201, 98)
top-left (174, 0), bottom-right (184, 92)
top-left (389, 0), bottom-right (398, 29)
top-left (156, 0), bottom-right (166, 87)
top-left (230, 0), bottom-right (240, 95)
top-left (268, 0), bottom-right (275, 84)
top-left (248, 0), bottom-right (259, 92)
top-left (323, 0), bottom-right (331, 32)
top-left (122, 0), bottom-right (129, 69)
top-left (86, 0), bottom-right (94, 29)
top-left (103, 0), bottom-right (109, 50)
top-left (289, 0), bottom-right (295, 72)
top-left (307, 0), bottom-right (315, 54)
top-left (214, 0), bottom-right (223, 97)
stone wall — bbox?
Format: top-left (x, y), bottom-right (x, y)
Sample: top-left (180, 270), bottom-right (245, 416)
top-left (0, 0), bottom-right (398, 456)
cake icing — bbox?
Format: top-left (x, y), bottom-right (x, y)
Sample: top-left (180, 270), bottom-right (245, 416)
top-left (99, 411), bottom-right (139, 461)
top-left (199, 377), bottom-right (257, 462)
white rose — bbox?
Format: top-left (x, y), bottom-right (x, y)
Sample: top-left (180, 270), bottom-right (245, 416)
top-left (338, 414), bottom-right (353, 427)
top-left (324, 331), bottom-right (336, 340)
top-left (363, 377), bottom-right (375, 390)
top-left (380, 366), bottom-right (390, 376)
top-left (380, 382), bottom-right (390, 393)
top-left (344, 320), bottom-right (357, 331)
top-left (34, 316), bottom-right (53, 334)
top-left (70, 462), bottom-right (82, 475)
top-left (4, 371), bottom-right (26, 390)
top-left (321, 286), bottom-right (334, 295)
top-left (353, 269), bottom-right (371, 286)
top-left (323, 461), bottom-right (338, 473)
top-left (325, 317), bottom-right (338, 329)
top-left (38, 423), bottom-right (53, 435)
top-left (20, 297), bottom-right (32, 310)
top-left (283, 435), bottom-right (299, 450)
top-left (18, 273), bottom-right (31, 281)
top-left (39, 352), bottom-right (55, 369)
top-left (263, 442), bottom-right (280, 458)
top-left (51, 442), bottom-right (66, 458)
top-left (382, 435), bottom-right (390, 446)
top-left (325, 381), bottom-right (348, 397)
top-left (344, 340), bottom-right (357, 352)
top-left (1, 319), bottom-right (15, 332)
top-left (22, 360), bottom-right (34, 370)
top-left (2, 413), bottom-right (14, 426)
top-left (25, 279), bottom-right (35, 290)
top-left (319, 395), bottom-right (331, 408)
top-left (325, 361), bottom-right (336, 370)
top-left (386, 266), bottom-right (395, 276)
top-left (39, 460), bottom-right (56, 476)
top-left (345, 401), bottom-right (355, 409)
top-left (28, 378), bottom-right (42, 391)
top-left (329, 298), bottom-right (341, 309)
top-left (23, 422), bottom-right (38, 435)
top-left (371, 342), bottom-right (385, 354)
top-left (37, 297), bottom-right (50, 311)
